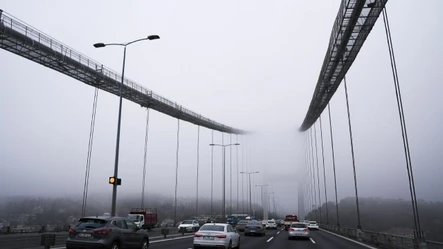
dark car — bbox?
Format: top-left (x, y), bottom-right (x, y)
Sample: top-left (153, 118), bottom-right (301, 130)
top-left (244, 220), bottom-right (265, 236)
top-left (66, 216), bottom-right (149, 249)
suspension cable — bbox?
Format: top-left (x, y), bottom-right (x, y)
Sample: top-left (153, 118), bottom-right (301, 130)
top-left (314, 123), bottom-right (323, 223)
top-left (328, 103), bottom-right (340, 227)
top-left (229, 134), bottom-right (233, 214)
top-left (382, 7), bottom-right (423, 240)
top-left (81, 88), bottom-right (99, 217)
top-left (173, 119), bottom-right (180, 225)
top-left (309, 129), bottom-right (318, 221)
top-left (343, 76), bottom-right (362, 229)
top-left (236, 134), bottom-right (239, 215)
top-left (211, 130), bottom-right (214, 218)
top-left (141, 108), bottom-right (150, 208)
top-left (195, 126), bottom-right (200, 218)
top-left (319, 116), bottom-right (329, 224)
top-left (241, 135), bottom-right (245, 213)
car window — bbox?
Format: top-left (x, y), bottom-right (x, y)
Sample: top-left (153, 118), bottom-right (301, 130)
top-left (227, 225), bottom-right (234, 232)
top-left (76, 218), bottom-right (107, 229)
top-left (291, 223), bottom-right (307, 228)
top-left (112, 220), bottom-right (128, 229)
top-left (182, 220), bottom-right (193, 224)
top-left (125, 220), bottom-right (137, 230)
top-left (309, 221), bottom-right (317, 224)
top-left (200, 225), bottom-right (225, 231)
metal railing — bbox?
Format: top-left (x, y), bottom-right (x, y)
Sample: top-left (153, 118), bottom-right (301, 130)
top-left (322, 224), bottom-right (443, 249)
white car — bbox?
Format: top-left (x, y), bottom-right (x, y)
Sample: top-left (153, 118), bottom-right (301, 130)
top-left (266, 220), bottom-right (277, 229)
top-left (194, 223), bottom-right (240, 249)
top-left (178, 219), bottom-right (200, 232)
top-left (288, 222), bottom-right (310, 239)
top-left (308, 221), bottom-right (319, 230)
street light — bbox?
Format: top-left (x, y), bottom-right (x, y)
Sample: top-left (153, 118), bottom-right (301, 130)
top-left (210, 142), bottom-right (240, 222)
top-left (256, 184), bottom-right (268, 220)
top-left (94, 35), bottom-right (160, 216)
top-left (240, 171), bottom-right (259, 216)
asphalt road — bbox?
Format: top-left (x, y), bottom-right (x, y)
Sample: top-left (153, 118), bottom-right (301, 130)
top-left (1, 228), bottom-right (378, 249)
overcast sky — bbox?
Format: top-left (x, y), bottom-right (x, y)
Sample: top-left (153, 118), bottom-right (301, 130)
top-left (1, 0), bottom-right (442, 216)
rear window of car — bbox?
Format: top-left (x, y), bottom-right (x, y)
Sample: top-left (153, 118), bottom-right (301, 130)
top-left (200, 225), bottom-right (225, 232)
top-left (238, 220), bottom-right (248, 224)
top-left (309, 221), bottom-right (317, 224)
top-left (76, 218), bottom-right (107, 229)
top-left (291, 223), bottom-right (307, 228)
top-left (268, 221), bottom-right (275, 223)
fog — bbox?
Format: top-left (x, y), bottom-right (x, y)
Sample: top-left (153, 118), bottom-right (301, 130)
top-left (1, 0), bottom-right (442, 217)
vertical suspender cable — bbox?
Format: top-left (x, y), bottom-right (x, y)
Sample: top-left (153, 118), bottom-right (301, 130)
top-left (173, 119), bottom-right (180, 226)
top-left (319, 116), bottom-right (329, 224)
top-left (141, 108), bottom-right (150, 208)
top-left (195, 126), bottom-right (200, 218)
top-left (382, 7), bottom-right (423, 241)
top-left (343, 76), bottom-right (362, 229)
top-left (314, 123), bottom-right (323, 223)
top-left (241, 135), bottom-right (245, 213)
top-left (309, 129), bottom-right (318, 221)
top-left (81, 88), bottom-right (99, 217)
top-left (236, 134), bottom-right (239, 215)
top-left (211, 130), bottom-right (214, 218)
top-left (230, 134), bottom-right (233, 214)
top-left (222, 133), bottom-right (225, 216)
top-left (328, 104), bottom-right (340, 227)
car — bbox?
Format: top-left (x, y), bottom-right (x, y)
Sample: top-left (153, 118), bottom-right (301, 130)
top-left (66, 216), bottom-right (149, 249)
top-left (288, 222), bottom-right (310, 240)
top-left (235, 220), bottom-right (249, 232)
top-left (193, 223), bottom-right (240, 249)
top-left (308, 221), bottom-right (319, 230)
top-left (266, 220), bottom-right (277, 229)
top-left (244, 220), bottom-right (265, 236)
top-left (178, 219), bottom-right (200, 232)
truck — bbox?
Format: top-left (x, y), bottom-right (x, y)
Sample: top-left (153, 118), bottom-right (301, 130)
top-left (128, 208), bottom-right (158, 230)
top-left (284, 214), bottom-right (299, 231)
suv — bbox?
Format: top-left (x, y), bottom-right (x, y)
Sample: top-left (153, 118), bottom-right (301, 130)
top-left (66, 216), bottom-right (149, 249)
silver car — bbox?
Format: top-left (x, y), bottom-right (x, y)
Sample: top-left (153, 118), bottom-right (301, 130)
top-left (288, 222), bottom-right (310, 240)
top-left (193, 223), bottom-right (240, 249)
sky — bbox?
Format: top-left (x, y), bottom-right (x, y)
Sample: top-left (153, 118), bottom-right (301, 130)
top-left (0, 0), bottom-right (442, 217)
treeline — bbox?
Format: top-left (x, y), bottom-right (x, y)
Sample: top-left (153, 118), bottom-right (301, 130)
top-left (305, 197), bottom-right (443, 242)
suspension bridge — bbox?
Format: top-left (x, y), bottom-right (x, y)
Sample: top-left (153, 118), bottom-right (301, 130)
top-left (0, 0), bottom-right (441, 248)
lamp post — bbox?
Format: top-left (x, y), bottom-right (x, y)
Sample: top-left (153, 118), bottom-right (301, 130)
top-left (256, 184), bottom-right (268, 220)
top-left (240, 171), bottom-right (259, 216)
top-left (210, 142), bottom-right (240, 222)
top-left (94, 35), bottom-right (160, 216)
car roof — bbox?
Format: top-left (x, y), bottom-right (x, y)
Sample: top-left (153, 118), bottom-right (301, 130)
top-left (201, 223), bottom-right (227, 226)
top-left (80, 216), bottom-right (126, 221)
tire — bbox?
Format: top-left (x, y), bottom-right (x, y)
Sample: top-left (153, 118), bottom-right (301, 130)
top-left (111, 242), bottom-right (120, 249)
top-left (236, 237), bottom-right (241, 249)
top-left (141, 239), bottom-right (148, 249)
top-left (227, 240), bottom-right (232, 249)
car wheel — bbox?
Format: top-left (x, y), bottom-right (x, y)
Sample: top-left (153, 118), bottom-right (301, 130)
top-left (227, 240), bottom-right (232, 249)
top-left (288, 236), bottom-right (291, 240)
top-left (236, 238), bottom-right (241, 249)
top-left (111, 242), bottom-right (120, 249)
top-left (141, 239), bottom-right (148, 249)
top-left (244, 233), bottom-right (248, 236)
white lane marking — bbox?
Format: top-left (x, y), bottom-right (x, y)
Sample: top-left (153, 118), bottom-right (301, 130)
top-left (266, 236), bottom-right (274, 242)
top-left (310, 238), bottom-right (316, 244)
top-left (277, 231), bottom-right (280, 234)
top-left (319, 228), bottom-right (378, 249)
top-left (151, 234), bottom-right (194, 243)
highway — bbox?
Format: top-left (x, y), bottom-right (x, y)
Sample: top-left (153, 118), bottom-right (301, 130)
top-left (2, 228), bottom-right (377, 249)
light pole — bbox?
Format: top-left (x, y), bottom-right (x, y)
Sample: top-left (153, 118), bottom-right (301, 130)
top-left (94, 35), bottom-right (160, 216)
top-left (256, 184), bottom-right (268, 220)
top-left (241, 171), bottom-right (259, 216)
top-left (210, 142), bottom-right (240, 222)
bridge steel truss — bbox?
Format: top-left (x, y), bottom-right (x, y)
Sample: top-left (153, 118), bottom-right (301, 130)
top-left (0, 10), bottom-right (245, 134)
top-left (300, 0), bottom-right (387, 131)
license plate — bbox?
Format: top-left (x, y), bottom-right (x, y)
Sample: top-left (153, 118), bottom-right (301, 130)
top-left (78, 233), bottom-right (91, 238)
top-left (203, 236), bottom-right (214, 240)
top-left (250, 230), bottom-right (255, 232)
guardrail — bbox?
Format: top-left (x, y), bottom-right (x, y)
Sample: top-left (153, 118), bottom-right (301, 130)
top-left (321, 224), bottom-right (443, 249)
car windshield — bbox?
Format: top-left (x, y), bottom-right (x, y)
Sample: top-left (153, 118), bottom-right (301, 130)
top-left (200, 225), bottom-right (225, 231)
top-left (182, 220), bottom-right (193, 224)
top-left (128, 215), bottom-right (142, 221)
top-left (291, 223), bottom-right (307, 228)
top-left (76, 218), bottom-right (107, 229)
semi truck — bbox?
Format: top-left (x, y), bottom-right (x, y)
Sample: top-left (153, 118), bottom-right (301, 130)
top-left (128, 208), bottom-right (158, 230)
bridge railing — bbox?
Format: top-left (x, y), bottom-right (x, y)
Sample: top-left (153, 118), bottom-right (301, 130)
top-left (321, 224), bottom-right (443, 249)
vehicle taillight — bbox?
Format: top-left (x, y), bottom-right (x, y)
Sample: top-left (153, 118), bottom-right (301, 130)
top-left (194, 233), bottom-right (202, 237)
top-left (304, 228), bottom-right (309, 231)
top-left (68, 228), bottom-right (76, 234)
top-left (289, 228), bottom-right (294, 231)
top-left (93, 228), bottom-right (112, 236)
top-left (216, 234), bottom-right (227, 238)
